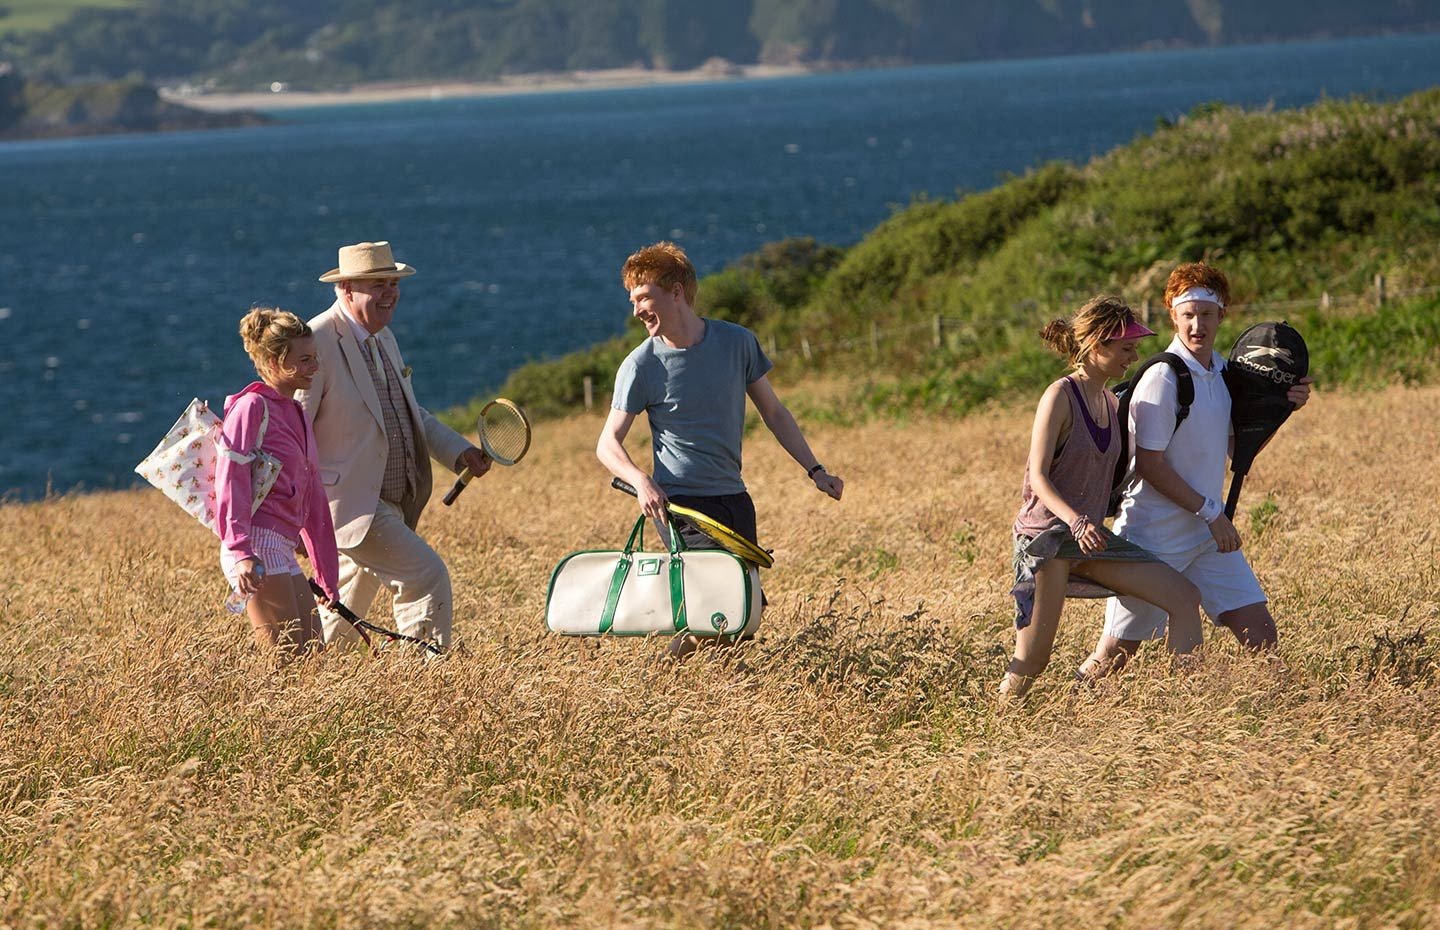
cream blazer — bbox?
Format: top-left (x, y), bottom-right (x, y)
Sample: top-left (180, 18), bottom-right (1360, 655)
top-left (298, 302), bottom-right (471, 549)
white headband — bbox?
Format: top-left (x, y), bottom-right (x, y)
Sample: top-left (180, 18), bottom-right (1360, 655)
top-left (1171, 286), bottom-right (1224, 309)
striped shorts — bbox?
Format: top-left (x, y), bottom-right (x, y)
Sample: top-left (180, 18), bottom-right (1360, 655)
top-left (220, 525), bottom-right (303, 593)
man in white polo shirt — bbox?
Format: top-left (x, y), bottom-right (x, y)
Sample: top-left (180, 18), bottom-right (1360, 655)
top-left (1081, 262), bottom-right (1312, 677)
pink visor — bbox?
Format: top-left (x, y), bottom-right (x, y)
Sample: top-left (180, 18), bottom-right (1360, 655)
top-left (1110, 318), bottom-right (1156, 341)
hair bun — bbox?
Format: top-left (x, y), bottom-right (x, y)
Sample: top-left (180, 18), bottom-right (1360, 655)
top-left (238, 307), bottom-right (310, 377)
top-left (1039, 318), bottom-right (1078, 358)
top-left (239, 309), bottom-right (272, 348)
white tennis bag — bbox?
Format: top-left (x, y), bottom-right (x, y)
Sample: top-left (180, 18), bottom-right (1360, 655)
top-left (546, 516), bottom-right (761, 637)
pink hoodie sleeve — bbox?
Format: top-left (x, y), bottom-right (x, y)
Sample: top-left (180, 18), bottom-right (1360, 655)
top-left (215, 394), bottom-right (264, 561)
top-left (300, 461), bottom-right (341, 603)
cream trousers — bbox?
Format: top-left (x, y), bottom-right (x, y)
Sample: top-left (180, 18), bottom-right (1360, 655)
top-left (324, 498), bottom-right (452, 651)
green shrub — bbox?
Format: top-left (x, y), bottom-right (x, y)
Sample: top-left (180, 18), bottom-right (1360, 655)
top-left (440, 335), bottom-right (635, 429)
top-left (454, 89), bottom-right (1440, 422)
top-left (702, 236), bottom-right (844, 328)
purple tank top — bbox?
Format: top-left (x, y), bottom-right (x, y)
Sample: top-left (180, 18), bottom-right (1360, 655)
top-left (1013, 377), bottom-right (1121, 538)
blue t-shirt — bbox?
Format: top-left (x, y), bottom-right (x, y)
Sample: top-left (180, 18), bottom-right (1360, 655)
top-left (612, 319), bottom-right (773, 496)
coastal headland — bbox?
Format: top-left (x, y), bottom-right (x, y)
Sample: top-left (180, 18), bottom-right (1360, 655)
top-left (162, 63), bottom-right (816, 112)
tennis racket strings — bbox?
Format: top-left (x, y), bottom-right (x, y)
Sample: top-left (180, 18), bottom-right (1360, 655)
top-left (480, 400), bottom-right (532, 466)
top-left (442, 398), bottom-right (532, 506)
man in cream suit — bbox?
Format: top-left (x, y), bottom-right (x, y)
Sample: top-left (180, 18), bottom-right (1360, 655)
top-left (298, 241), bottom-right (491, 650)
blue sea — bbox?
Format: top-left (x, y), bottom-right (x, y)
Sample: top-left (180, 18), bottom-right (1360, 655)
top-left (4, 33), bottom-right (1440, 500)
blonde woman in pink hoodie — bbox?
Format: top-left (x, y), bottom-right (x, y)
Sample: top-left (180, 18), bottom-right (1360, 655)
top-left (216, 308), bottom-right (340, 659)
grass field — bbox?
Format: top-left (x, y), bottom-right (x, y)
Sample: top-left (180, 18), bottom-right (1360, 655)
top-left (0, 0), bottom-right (137, 36)
top-left (3, 379), bottom-right (1438, 927)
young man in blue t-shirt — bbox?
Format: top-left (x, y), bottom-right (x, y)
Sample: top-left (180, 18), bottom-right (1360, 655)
top-left (596, 241), bottom-right (844, 653)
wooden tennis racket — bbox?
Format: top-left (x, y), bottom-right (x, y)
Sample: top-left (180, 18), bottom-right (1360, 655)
top-left (308, 580), bottom-right (442, 655)
top-left (442, 398), bottom-right (532, 506)
top-left (609, 477), bottom-right (774, 568)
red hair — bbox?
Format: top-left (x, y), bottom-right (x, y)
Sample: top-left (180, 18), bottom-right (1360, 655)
top-left (621, 241), bottom-right (698, 303)
top-left (1164, 262), bottom-right (1231, 310)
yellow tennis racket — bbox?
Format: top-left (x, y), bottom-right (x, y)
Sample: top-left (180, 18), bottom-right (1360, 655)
top-left (442, 398), bottom-right (532, 506)
top-left (610, 477), bottom-right (774, 568)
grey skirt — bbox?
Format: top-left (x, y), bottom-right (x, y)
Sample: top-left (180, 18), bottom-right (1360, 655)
top-left (1010, 522), bottom-right (1158, 629)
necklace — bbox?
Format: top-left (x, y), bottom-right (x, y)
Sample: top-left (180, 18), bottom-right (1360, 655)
top-left (1071, 374), bottom-right (1109, 424)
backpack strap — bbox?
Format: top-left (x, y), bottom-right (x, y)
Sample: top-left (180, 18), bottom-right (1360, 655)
top-left (1110, 352), bottom-right (1194, 508)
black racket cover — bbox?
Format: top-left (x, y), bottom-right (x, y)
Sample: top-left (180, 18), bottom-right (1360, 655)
top-left (1224, 320), bottom-right (1309, 478)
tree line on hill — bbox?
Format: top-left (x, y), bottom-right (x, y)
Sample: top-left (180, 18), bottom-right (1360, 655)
top-left (3, 0), bottom-right (1438, 90)
top-left (468, 88), bottom-right (1440, 423)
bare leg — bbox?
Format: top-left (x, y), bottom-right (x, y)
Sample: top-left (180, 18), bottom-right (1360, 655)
top-left (665, 630), bottom-right (749, 661)
top-left (1217, 601), bottom-right (1276, 650)
top-left (666, 634), bottom-right (702, 660)
top-left (245, 573), bottom-right (317, 663)
top-left (243, 576), bottom-right (283, 652)
top-left (1072, 560), bottom-right (1202, 682)
top-left (283, 573), bottom-right (324, 656)
top-left (1081, 634), bottom-right (1142, 679)
top-left (665, 603), bottom-right (761, 662)
top-left (1002, 559), bottom-right (1072, 699)
top-left (1072, 560), bottom-right (1204, 654)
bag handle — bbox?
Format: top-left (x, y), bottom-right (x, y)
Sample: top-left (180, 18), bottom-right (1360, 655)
top-left (600, 515), bottom-right (689, 634)
top-left (621, 514), bottom-right (688, 556)
top-left (217, 400), bottom-right (271, 464)
top-left (253, 402), bottom-right (270, 454)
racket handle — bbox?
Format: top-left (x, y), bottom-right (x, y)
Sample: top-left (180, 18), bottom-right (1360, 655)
top-left (308, 580), bottom-right (353, 620)
top-left (610, 476), bottom-right (639, 498)
top-left (307, 580), bottom-right (375, 649)
top-left (443, 467), bottom-right (473, 506)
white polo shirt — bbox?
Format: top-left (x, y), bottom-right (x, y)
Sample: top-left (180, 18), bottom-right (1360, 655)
top-left (1113, 336), bottom-right (1232, 552)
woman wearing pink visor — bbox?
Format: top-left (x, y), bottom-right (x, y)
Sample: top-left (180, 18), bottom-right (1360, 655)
top-left (1004, 296), bottom-right (1205, 701)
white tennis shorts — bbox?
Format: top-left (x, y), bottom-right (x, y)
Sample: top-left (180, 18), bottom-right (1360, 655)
top-left (1103, 537), bottom-right (1266, 641)
top-left (220, 525), bottom-right (303, 594)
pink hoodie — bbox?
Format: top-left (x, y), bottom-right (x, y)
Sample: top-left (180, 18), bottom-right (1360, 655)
top-left (215, 382), bottom-right (340, 602)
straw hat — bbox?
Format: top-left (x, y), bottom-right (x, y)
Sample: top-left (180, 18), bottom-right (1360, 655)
top-left (319, 241), bottom-right (417, 283)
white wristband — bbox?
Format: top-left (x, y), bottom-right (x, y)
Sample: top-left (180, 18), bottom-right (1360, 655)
top-left (1196, 497), bottom-right (1222, 524)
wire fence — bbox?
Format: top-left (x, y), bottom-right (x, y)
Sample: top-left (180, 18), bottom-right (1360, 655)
top-left (577, 276), bottom-right (1440, 408)
top-left (760, 275), bottom-right (1440, 362)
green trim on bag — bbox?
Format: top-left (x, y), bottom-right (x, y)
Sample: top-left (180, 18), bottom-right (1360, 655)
top-left (598, 515), bottom-right (649, 634)
top-left (597, 553), bottom-right (631, 635)
top-left (663, 514), bottom-right (689, 632)
top-left (670, 551), bottom-right (687, 632)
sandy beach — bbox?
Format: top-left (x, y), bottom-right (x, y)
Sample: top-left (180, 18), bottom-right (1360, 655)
top-left (162, 63), bottom-right (817, 112)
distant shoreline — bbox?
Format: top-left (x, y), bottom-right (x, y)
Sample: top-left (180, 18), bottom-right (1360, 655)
top-left (162, 63), bottom-right (818, 112)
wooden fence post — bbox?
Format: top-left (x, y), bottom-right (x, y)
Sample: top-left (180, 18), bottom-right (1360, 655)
top-left (801, 337), bottom-right (813, 361)
top-left (582, 375), bottom-right (593, 411)
top-left (1140, 300), bottom-right (1152, 326)
top-left (1320, 292), bottom-right (1331, 311)
top-left (767, 335), bottom-right (779, 357)
top-left (932, 315), bottom-right (943, 349)
top-left (1375, 274), bottom-right (1386, 308)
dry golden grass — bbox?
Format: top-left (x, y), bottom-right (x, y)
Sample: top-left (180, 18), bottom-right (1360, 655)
top-left (3, 383), bottom-right (1439, 928)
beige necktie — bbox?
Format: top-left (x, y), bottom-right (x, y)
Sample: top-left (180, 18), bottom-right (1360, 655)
top-left (364, 335), bottom-right (382, 370)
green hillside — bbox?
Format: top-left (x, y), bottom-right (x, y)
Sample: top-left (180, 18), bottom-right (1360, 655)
top-left (471, 89), bottom-right (1440, 425)
top-left (0, 0), bottom-right (137, 37)
top-left (3, 0), bottom-right (1439, 89)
